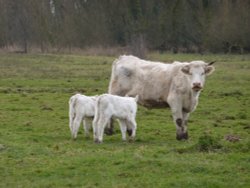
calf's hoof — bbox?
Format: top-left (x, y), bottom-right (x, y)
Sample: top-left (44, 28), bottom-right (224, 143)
top-left (176, 132), bottom-right (189, 141)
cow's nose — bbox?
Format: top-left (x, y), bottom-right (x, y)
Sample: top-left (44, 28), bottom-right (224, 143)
top-left (192, 82), bottom-right (202, 91)
top-left (193, 82), bottom-right (201, 87)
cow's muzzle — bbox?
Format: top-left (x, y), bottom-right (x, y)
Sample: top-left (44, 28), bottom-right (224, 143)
top-left (192, 82), bottom-right (203, 91)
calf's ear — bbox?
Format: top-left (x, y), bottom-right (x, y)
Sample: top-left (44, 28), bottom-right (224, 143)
top-left (205, 65), bottom-right (215, 75)
top-left (181, 65), bottom-right (190, 75)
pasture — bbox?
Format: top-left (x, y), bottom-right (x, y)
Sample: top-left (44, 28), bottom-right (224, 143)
top-left (0, 53), bottom-right (249, 187)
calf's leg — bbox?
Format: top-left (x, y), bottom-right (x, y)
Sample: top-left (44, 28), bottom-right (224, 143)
top-left (95, 116), bottom-right (110, 143)
top-left (83, 118), bottom-right (92, 137)
top-left (118, 119), bottom-right (127, 141)
top-left (127, 118), bottom-right (137, 141)
top-left (104, 118), bottom-right (114, 135)
top-left (72, 116), bottom-right (82, 139)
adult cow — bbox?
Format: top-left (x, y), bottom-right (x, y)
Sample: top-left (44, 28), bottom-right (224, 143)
top-left (108, 55), bottom-right (215, 140)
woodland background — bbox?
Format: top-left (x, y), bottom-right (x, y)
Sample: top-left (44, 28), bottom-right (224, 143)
top-left (0, 0), bottom-right (250, 56)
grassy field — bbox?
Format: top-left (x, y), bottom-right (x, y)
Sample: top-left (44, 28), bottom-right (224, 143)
top-left (0, 53), bottom-right (249, 187)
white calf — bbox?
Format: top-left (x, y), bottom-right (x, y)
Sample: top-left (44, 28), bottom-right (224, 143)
top-left (69, 94), bottom-right (97, 139)
top-left (93, 94), bottom-right (138, 143)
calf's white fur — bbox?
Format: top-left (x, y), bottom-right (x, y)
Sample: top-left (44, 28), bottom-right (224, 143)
top-left (93, 94), bottom-right (138, 143)
top-left (69, 94), bottom-right (97, 139)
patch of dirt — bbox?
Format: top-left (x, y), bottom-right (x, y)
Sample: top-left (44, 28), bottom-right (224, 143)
top-left (224, 134), bottom-right (241, 142)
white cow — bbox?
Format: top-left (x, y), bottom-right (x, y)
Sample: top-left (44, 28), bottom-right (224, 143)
top-left (108, 55), bottom-right (215, 140)
top-left (93, 94), bottom-right (138, 143)
top-left (69, 94), bottom-right (97, 139)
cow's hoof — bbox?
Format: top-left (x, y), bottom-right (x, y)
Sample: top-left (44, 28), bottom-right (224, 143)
top-left (182, 132), bottom-right (188, 140)
top-left (176, 132), bottom-right (189, 140)
top-left (176, 134), bottom-right (182, 141)
top-left (127, 129), bottom-right (133, 136)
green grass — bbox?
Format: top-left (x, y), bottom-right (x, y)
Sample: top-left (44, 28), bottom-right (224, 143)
top-left (0, 53), bottom-right (249, 187)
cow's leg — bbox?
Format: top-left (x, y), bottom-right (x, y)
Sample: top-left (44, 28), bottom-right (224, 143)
top-left (174, 114), bottom-right (186, 140)
top-left (169, 105), bottom-right (184, 140)
top-left (168, 96), bottom-right (187, 140)
top-left (181, 112), bottom-right (189, 140)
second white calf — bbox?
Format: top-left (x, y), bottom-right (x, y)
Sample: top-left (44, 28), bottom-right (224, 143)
top-left (93, 94), bottom-right (138, 143)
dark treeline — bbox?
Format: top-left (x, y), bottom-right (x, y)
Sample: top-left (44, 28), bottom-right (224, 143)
top-left (0, 0), bottom-right (250, 54)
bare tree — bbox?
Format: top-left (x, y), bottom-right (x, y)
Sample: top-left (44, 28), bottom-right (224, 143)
top-left (0, 0), bottom-right (249, 53)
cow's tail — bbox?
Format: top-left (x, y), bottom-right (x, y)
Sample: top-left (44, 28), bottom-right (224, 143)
top-left (69, 94), bottom-right (79, 133)
top-left (108, 56), bottom-right (121, 94)
top-left (107, 57), bottom-right (123, 135)
top-left (134, 95), bottom-right (139, 103)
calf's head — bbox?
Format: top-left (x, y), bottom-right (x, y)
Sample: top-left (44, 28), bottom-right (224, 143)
top-left (181, 61), bottom-right (215, 92)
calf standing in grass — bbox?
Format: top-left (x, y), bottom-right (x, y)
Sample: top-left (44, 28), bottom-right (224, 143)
top-left (69, 94), bottom-right (97, 139)
top-left (93, 94), bottom-right (138, 143)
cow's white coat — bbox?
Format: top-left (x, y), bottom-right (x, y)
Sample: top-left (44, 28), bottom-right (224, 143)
top-left (108, 55), bottom-right (215, 140)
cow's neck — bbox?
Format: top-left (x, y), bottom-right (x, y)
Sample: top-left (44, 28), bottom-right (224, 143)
top-left (188, 90), bottom-right (201, 112)
top-left (191, 90), bottom-right (201, 99)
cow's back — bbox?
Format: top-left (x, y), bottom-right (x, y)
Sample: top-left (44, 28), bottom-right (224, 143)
top-left (109, 55), bottom-right (182, 108)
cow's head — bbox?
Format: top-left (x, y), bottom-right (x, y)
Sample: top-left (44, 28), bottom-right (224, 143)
top-left (181, 61), bottom-right (215, 92)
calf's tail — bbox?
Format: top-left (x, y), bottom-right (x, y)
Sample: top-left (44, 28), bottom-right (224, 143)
top-left (69, 94), bottom-right (79, 132)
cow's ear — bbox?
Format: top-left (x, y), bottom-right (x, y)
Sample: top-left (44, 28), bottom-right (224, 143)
top-left (205, 65), bottom-right (215, 75)
top-left (208, 61), bottom-right (216, 65)
top-left (181, 65), bottom-right (190, 75)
